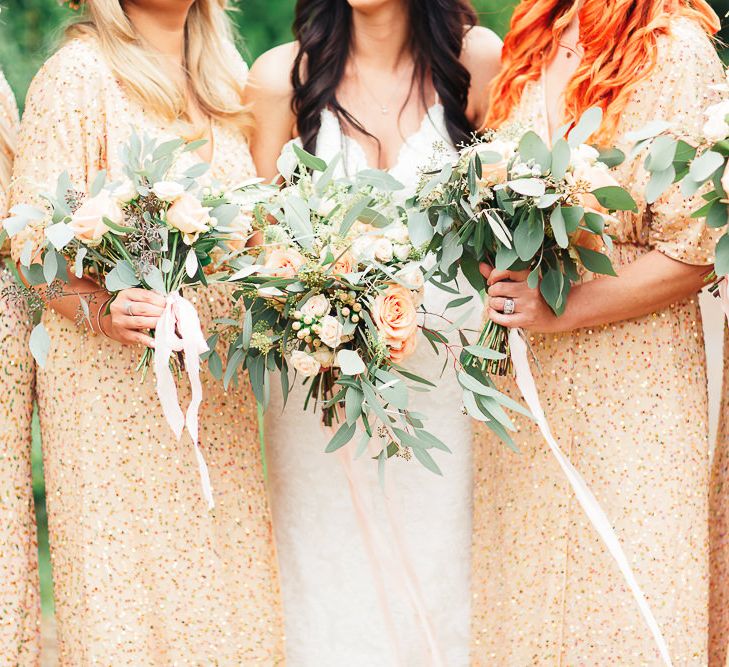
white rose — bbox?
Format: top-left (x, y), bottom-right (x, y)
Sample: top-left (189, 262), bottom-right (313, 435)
top-left (312, 346), bottom-right (335, 369)
top-left (290, 350), bottom-right (321, 377)
top-left (396, 265), bottom-right (424, 291)
top-left (384, 223), bottom-right (410, 245)
top-left (571, 143), bottom-right (600, 169)
top-left (318, 315), bottom-right (345, 349)
top-left (152, 180), bottom-right (186, 202)
top-left (351, 235), bottom-right (376, 262)
top-left (703, 102), bottom-right (729, 143)
top-left (301, 294), bottom-right (331, 318)
top-left (373, 237), bottom-right (394, 263)
top-left (394, 244), bottom-right (410, 262)
top-left (316, 197), bottom-right (338, 218)
top-left (110, 180), bottom-right (137, 204)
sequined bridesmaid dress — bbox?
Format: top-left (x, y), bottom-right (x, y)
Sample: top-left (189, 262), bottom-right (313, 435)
top-left (711, 327), bottom-right (729, 666)
top-left (0, 70), bottom-right (41, 666)
top-left (10, 38), bottom-right (283, 665)
top-left (471, 19), bottom-right (724, 665)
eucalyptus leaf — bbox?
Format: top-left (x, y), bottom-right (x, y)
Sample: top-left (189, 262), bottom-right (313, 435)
top-left (576, 246), bottom-right (617, 277)
top-left (185, 248), bottom-right (198, 278)
top-left (591, 186), bottom-right (638, 212)
top-left (45, 222), bottom-right (75, 250)
top-left (689, 151), bottom-right (723, 183)
top-left (293, 143), bottom-right (327, 171)
top-left (646, 165), bottom-right (676, 204)
top-left (338, 349), bottom-right (367, 376)
top-left (29, 322), bottom-right (50, 367)
top-left (105, 260), bottom-right (140, 292)
top-left (550, 206), bottom-right (568, 248)
top-left (508, 178), bottom-right (546, 198)
top-left (715, 232), bottom-right (729, 276)
top-left (567, 106), bottom-right (602, 147)
top-left (142, 265), bottom-right (166, 294)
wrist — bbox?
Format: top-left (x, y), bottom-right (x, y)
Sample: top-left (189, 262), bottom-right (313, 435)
top-left (95, 295), bottom-right (113, 338)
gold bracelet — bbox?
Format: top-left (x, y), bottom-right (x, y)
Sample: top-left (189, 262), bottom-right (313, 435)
top-left (96, 296), bottom-right (113, 338)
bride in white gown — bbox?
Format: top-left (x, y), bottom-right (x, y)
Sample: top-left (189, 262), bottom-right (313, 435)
top-left (246, 2), bottom-right (501, 664)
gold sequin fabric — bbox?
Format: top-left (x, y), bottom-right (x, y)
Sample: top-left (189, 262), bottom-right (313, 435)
top-left (10, 38), bottom-right (283, 665)
top-left (711, 325), bottom-right (729, 667)
top-left (472, 19), bottom-right (724, 665)
top-left (0, 69), bottom-right (41, 667)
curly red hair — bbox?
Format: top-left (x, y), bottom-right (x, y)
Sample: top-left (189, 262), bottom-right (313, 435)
top-left (485, 0), bottom-right (720, 142)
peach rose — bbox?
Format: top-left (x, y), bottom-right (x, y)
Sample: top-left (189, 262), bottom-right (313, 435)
top-left (476, 139), bottom-right (516, 187)
top-left (388, 329), bottom-right (418, 364)
top-left (371, 283), bottom-right (418, 347)
top-left (69, 189), bottom-right (124, 245)
top-left (166, 192), bottom-right (212, 244)
top-left (264, 247), bottom-right (306, 278)
top-left (571, 228), bottom-right (606, 254)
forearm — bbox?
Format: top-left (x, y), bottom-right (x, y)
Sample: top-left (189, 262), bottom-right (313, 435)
top-left (559, 250), bottom-right (712, 331)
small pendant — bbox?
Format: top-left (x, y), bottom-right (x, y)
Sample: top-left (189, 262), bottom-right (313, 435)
top-left (381, 106), bottom-right (389, 114)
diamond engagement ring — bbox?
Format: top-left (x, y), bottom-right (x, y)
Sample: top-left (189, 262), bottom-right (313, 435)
top-left (503, 298), bottom-right (516, 315)
top-left (125, 303), bottom-right (134, 317)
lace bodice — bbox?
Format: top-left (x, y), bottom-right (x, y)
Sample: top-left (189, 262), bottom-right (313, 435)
top-left (314, 104), bottom-right (459, 194)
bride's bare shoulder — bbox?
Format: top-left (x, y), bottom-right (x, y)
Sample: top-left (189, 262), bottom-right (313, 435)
top-left (462, 26), bottom-right (502, 72)
top-left (248, 41), bottom-right (299, 101)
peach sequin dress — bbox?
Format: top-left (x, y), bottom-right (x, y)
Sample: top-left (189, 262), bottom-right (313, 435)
top-left (10, 39), bottom-right (283, 665)
top-left (0, 70), bottom-right (41, 666)
top-left (711, 327), bottom-right (729, 667)
top-left (472, 19), bottom-right (724, 665)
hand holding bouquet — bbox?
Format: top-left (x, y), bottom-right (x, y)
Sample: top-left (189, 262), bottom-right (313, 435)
top-left (4, 132), bottom-right (262, 507)
top-left (414, 108), bottom-right (637, 373)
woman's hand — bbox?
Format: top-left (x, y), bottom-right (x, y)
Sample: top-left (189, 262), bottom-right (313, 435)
top-left (102, 288), bottom-right (167, 347)
top-left (479, 264), bottom-right (563, 333)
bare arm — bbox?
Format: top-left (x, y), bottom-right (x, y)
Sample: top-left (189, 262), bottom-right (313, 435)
top-left (244, 42), bottom-right (299, 181)
top-left (483, 251), bottom-right (712, 333)
top-left (461, 26), bottom-right (503, 128)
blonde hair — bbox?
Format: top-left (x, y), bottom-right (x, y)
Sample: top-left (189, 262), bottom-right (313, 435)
top-left (66, 0), bottom-right (249, 133)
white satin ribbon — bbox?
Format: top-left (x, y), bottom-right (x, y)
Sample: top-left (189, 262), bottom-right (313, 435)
top-left (719, 277), bottom-right (729, 326)
top-left (507, 328), bottom-right (672, 667)
top-left (154, 290), bottom-right (214, 509)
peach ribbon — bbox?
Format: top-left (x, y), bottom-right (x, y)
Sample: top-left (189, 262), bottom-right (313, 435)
top-left (508, 328), bottom-right (672, 667)
top-left (328, 426), bottom-right (447, 666)
top-left (154, 291), bottom-right (214, 509)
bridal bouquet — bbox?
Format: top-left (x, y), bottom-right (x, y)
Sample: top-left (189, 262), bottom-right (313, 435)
top-left (4, 132), bottom-right (261, 507)
top-left (413, 108), bottom-right (637, 381)
top-left (630, 87), bottom-right (729, 300)
top-left (210, 145), bottom-right (525, 470)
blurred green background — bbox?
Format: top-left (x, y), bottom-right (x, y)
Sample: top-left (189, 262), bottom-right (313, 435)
top-left (3, 0), bottom-right (726, 618)
top-left (0, 0), bottom-right (520, 616)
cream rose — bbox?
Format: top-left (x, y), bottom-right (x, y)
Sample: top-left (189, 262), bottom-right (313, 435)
top-left (290, 350), bottom-right (321, 377)
top-left (152, 180), bottom-right (185, 202)
top-left (393, 244), bottom-right (410, 262)
top-left (110, 180), bottom-right (137, 204)
top-left (263, 247), bottom-right (306, 278)
top-left (301, 294), bottom-right (330, 318)
top-left (351, 235), bottom-right (376, 262)
top-left (704, 100), bottom-right (729, 143)
top-left (166, 192), bottom-right (213, 245)
top-left (312, 346), bottom-right (335, 369)
top-left (373, 237), bottom-right (394, 263)
top-left (388, 329), bottom-right (418, 365)
top-left (371, 283), bottom-right (418, 347)
top-left (318, 315), bottom-right (345, 349)
top-left (69, 189), bottom-right (124, 245)
top-left (477, 139), bottom-right (516, 186)
top-left (384, 223), bottom-right (410, 245)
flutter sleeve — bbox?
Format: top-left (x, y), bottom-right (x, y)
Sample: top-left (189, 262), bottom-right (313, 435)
top-left (646, 20), bottom-right (726, 265)
top-left (10, 39), bottom-right (108, 262)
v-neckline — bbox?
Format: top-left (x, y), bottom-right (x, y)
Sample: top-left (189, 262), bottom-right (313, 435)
top-left (327, 104), bottom-right (442, 174)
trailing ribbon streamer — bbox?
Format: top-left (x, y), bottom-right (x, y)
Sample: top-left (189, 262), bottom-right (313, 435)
top-left (154, 291), bottom-right (214, 509)
top-left (507, 328), bottom-right (672, 667)
top-left (327, 422), bottom-right (446, 666)
top-left (719, 278), bottom-right (729, 326)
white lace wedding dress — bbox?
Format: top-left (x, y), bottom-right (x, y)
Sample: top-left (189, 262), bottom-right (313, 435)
top-left (265, 105), bottom-right (481, 667)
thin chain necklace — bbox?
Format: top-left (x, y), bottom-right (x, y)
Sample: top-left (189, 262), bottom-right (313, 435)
top-left (352, 59), bottom-right (412, 115)
top-left (557, 41), bottom-right (583, 59)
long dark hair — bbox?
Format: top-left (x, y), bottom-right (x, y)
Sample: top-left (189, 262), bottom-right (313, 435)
top-left (291, 0), bottom-right (478, 153)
